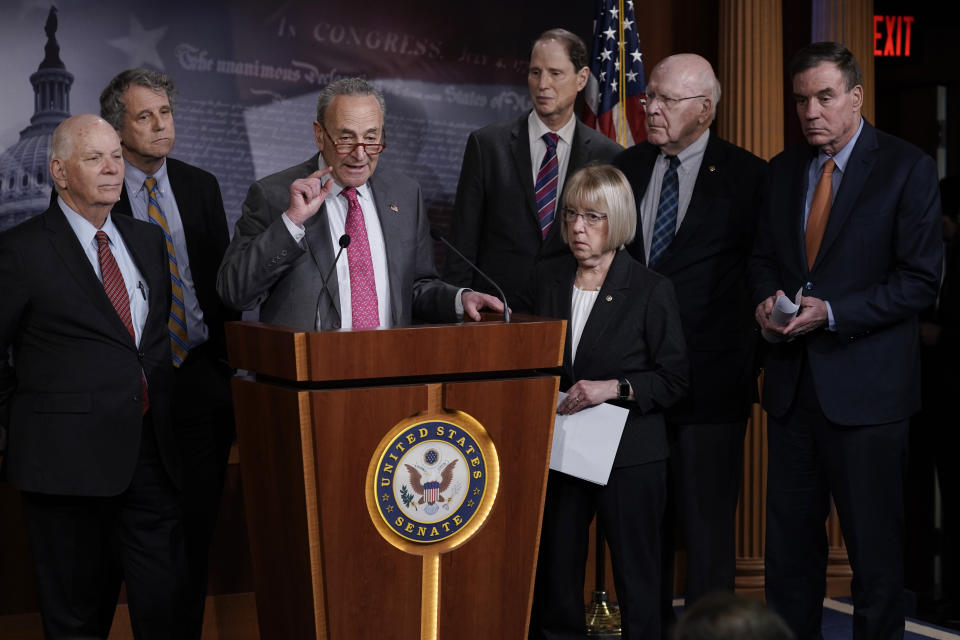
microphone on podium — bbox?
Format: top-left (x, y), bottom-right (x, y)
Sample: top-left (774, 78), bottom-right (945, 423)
top-left (315, 234), bottom-right (351, 327)
top-left (430, 228), bottom-right (510, 323)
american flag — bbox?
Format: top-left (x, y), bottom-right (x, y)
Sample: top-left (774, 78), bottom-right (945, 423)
top-left (583, 0), bottom-right (647, 147)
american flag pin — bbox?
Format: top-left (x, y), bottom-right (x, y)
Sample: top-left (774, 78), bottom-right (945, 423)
top-left (389, 204), bottom-right (399, 212)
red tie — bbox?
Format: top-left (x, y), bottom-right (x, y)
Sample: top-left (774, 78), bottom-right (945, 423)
top-left (340, 188), bottom-right (380, 329)
top-left (95, 231), bottom-right (149, 414)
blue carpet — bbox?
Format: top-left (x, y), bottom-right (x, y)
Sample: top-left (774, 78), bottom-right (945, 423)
top-left (823, 598), bottom-right (960, 640)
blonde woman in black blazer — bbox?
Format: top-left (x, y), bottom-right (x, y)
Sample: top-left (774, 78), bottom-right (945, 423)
top-left (525, 165), bottom-right (688, 640)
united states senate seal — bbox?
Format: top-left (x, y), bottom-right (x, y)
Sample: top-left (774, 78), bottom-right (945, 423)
top-left (365, 411), bottom-right (500, 554)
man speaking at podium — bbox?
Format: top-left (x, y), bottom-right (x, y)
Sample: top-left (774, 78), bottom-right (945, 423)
top-left (217, 77), bottom-right (502, 329)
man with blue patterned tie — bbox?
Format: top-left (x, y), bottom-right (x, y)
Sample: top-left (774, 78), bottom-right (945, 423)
top-left (100, 68), bottom-right (238, 639)
top-left (445, 28), bottom-right (622, 312)
top-left (612, 53), bottom-right (766, 635)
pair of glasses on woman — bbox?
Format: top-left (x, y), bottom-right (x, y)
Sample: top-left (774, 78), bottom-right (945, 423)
top-left (562, 209), bottom-right (608, 226)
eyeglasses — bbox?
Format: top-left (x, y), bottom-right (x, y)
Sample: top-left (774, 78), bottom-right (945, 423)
top-left (322, 128), bottom-right (386, 155)
top-left (639, 93), bottom-right (706, 110)
top-left (562, 209), bottom-right (608, 226)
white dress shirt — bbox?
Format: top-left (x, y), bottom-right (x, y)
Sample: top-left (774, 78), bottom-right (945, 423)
top-left (60, 198), bottom-right (147, 345)
top-left (123, 159), bottom-right (209, 347)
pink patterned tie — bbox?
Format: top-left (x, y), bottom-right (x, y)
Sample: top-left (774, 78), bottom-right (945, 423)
top-left (340, 187), bottom-right (380, 329)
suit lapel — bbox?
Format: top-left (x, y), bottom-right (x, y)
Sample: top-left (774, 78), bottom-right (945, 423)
top-left (812, 122), bottom-right (879, 270)
top-left (626, 144), bottom-right (659, 265)
top-left (573, 251), bottom-right (630, 369)
top-left (115, 214), bottom-right (164, 342)
top-left (509, 116), bottom-right (539, 231)
top-left (659, 137), bottom-right (723, 269)
top-left (368, 174), bottom-right (405, 325)
top-left (44, 207), bottom-right (137, 344)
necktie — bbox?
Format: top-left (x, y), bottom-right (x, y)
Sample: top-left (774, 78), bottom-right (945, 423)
top-left (340, 187), bottom-right (380, 329)
top-left (95, 230), bottom-right (149, 415)
top-left (535, 132), bottom-right (560, 239)
top-left (145, 177), bottom-right (189, 366)
top-left (805, 158), bottom-right (836, 270)
top-left (649, 155), bottom-right (681, 266)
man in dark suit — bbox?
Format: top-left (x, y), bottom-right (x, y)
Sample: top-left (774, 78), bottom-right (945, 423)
top-left (99, 68), bottom-right (238, 638)
top-left (445, 28), bottom-right (622, 312)
top-left (0, 114), bottom-right (185, 638)
top-left (218, 77), bottom-right (501, 329)
top-left (751, 42), bottom-right (942, 640)
top-left (612, 53), bottom-right (766, 626)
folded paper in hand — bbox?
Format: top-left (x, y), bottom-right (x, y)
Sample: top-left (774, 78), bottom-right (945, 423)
top-left (762, 287), bottom-right (803, 343)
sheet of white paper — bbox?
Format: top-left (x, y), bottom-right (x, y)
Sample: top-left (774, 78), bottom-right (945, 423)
top-left (762, 287), bottom-right (804, 343)
top-left (549, 391), bottom-right (629, 485)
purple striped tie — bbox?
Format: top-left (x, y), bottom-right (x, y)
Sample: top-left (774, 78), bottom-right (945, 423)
top-left (534, 132), bottom-right (560, 239)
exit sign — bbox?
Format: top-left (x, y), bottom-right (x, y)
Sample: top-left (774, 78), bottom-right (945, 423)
top-left (874, 15), bottom-right (914, 57)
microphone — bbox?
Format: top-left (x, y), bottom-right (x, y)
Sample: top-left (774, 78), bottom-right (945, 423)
top-left (430, 228), bottom-right (510, 323)
top-left (314, 234), bottom-right (351, 328)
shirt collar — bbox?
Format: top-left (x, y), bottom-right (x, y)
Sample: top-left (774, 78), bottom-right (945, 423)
top-left (662, 128), bottom-right (710, 170)
top-left (528, 109), bottom-right (577, 146)
top-left (59, 196), bottom-right (119, 246)
top-left (818, 117), bottom-right (864, 174)
top-left (124, 157), bottom-right (168, 197)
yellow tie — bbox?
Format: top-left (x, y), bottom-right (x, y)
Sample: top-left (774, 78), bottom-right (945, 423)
top-left (805, 158), bottom-right (836, 270)
top-left (145, 177), bottom-right (189, 366)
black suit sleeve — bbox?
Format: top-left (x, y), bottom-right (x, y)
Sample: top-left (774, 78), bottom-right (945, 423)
top-left (627, 276), bottom-right (689, 414)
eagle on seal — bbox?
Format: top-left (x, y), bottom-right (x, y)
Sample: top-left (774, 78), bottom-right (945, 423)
top-left (405, 459), bottom-right (458, 505)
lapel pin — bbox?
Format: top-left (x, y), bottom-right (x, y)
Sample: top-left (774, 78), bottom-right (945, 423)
top-left (389, 204), bottom-right (399, 213)
top-left (605, 295), bottom-right (613, 302)
top-left (709, 165), bottom-right (717, 172)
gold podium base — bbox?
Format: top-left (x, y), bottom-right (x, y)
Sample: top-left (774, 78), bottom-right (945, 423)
top-left (585, 590), bottom-right (621, 637)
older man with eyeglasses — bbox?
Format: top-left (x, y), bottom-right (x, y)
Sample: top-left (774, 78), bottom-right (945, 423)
top-left (218, 77), bottom-right (502, 330)
top-left (612, 53), bottom-right (767, 636)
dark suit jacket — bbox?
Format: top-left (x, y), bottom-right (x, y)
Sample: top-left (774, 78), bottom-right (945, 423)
top-left (446, 113), bottom-right (623, 312)
top-left (750, 120), bottom-right (942, 425)
top-left (527, 250), bottom-right (688, 467)
top-left (613, 135), bottom-right (767, 424)
top-left (112, 157), bottom-right (238, 361)
top-left (0, 204), bottom-right (179, 496)
top-left (217, 155), bottom-right (458, 329)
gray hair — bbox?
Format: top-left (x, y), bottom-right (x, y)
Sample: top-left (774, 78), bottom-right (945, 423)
top-left (100, 68), bottom-right (178, 130)
top-left (315, 77), bottom-right (386, 126)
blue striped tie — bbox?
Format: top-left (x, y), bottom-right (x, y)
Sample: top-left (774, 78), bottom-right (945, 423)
top-left (648, 155), bottom-right (680, 266)
top-left (534, 132), bottom-right (560, 239)
top-left (145, 177), bottom-right (189, 366)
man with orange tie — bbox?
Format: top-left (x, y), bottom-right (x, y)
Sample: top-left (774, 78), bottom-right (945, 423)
top-left (217, 77), bottom-right (502, 330)
top-left (0, 114), bottom-right (185, 638)
top-left (751, 42), bottom-right (942, 640)
top-left (100, 68), bottom-right (238, 638)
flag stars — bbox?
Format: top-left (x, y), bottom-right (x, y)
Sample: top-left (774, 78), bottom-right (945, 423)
top-left (614, 60), bottom-right (621, 71)
top-left (604, 27), bottom-right (616, 40)
top-left (600, 48), bottom-right (613, 61)
top-left (608, 6), bottom-right (619, 18)
top-left (626, 70), bottom-right (638, 82)
top-left (631, 50), bottom-right (643, 63)
top-left (623, 18), bottom-right (634, 31)
top-left (611, 80), bottom-right (618, 91)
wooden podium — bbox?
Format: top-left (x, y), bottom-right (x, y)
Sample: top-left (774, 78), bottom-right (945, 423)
top-left (225, 316), bottom-right (565, 640)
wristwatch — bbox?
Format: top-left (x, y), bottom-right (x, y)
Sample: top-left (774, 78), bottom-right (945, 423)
top-left (617, 378), bottom-right (630, 400)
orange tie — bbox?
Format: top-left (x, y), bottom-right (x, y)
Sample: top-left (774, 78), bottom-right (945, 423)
top-left (805, 158), bottom-right (836, 270)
